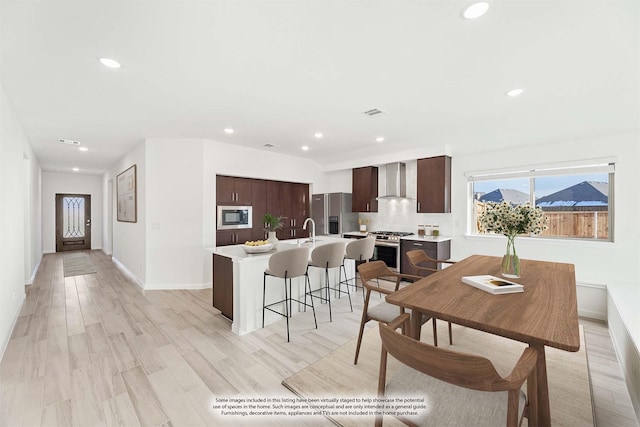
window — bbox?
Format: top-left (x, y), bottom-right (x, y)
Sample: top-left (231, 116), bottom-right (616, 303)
top-left (469, 162), bottom-right (614, 241)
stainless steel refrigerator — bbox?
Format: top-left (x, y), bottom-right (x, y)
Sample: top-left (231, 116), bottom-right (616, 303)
top-left (311, 193), bottom-right (358, 236)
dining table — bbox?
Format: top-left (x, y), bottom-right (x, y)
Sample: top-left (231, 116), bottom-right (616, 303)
top-left (385, 254), bottom-right (580, 427)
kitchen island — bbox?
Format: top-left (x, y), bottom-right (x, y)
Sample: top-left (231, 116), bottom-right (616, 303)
top-left (208, 236), bottom-right (357, 335)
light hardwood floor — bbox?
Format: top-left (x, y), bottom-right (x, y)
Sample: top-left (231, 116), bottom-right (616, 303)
top-left (0, 251), bottom-right (637, 426)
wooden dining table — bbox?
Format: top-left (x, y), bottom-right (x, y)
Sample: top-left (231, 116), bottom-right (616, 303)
top-left (386, 254), bottom-right (580, 427)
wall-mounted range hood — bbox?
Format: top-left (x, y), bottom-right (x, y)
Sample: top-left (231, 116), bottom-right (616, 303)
top-left (377, 162), bottom-right (408, 199)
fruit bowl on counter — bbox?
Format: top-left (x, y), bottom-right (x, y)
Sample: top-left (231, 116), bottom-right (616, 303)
top-left (241, 241), bottom-right (275, 254)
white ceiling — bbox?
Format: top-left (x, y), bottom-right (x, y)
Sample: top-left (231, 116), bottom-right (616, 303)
top-left (1, 1), bottom-right (638, 174)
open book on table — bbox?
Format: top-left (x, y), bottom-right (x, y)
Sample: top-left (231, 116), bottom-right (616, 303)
top-left (461, 275), bottom-right (524, 294)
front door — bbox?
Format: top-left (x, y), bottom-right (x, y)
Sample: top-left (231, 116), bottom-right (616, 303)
top-left (56, 194), bottom-right (91, 252)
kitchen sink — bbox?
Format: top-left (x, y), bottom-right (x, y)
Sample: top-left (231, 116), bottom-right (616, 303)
top-left (282, 237), bottom-right (325, 246)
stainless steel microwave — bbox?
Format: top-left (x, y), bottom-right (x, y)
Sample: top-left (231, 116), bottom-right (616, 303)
top-left (217, 206), bottom-right (252, 230)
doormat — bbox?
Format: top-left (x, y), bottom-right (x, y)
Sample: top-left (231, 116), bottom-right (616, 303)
top-left (62, 252), bottom-right (97, 277)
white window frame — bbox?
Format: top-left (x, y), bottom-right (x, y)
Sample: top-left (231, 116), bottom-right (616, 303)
top-left (466, 159), bottom-right (615, 242)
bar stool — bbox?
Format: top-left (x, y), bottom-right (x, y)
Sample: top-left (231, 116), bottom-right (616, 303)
top-left (262, 247), bottom-right (316, 342)
top-left (305, 241), bottom-right (350, 322)
top-left (339, 237), bottom-right (376, 298)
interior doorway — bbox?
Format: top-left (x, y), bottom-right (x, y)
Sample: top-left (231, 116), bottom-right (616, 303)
top-left (55, 193), bottom-right (91, 252)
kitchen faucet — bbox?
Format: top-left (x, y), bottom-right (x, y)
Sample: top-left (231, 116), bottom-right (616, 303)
top-left (303, 217), bottom-right (316, 244)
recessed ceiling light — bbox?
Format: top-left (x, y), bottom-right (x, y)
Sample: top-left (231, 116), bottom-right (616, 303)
top-left (506, 88), bottom-right (525, 97)
top-left (99, 57), bottom-right (121, 68)
top-left (78, 147), bottom-right (89, 152)
top-left (72, 167), bottom-right (80, 172)
top-left (224, 128), bottom-right (234, 134)
top-left (462, 2), bottom-right (490, 19)
top-left (301, 146), bottom-right (310, 151)
top-left (376, 137), bottom-right (385, 143)
top-left (314, 132), bottom-right (323, 139)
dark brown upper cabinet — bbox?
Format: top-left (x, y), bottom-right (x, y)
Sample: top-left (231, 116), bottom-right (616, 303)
top-left (352, 166), bottom-right (378, 212)
top-left (416, 155), bottom-right (451, 213)
top-left (215, 175), bottom-right (309, 246)
top-left (251, 179), bottom-right (268, 241)
top-left (216, 175), bottom-right (252, 205)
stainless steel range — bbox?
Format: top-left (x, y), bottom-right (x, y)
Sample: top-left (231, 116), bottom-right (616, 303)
top-left (367, 231), bottom-right (413, 269)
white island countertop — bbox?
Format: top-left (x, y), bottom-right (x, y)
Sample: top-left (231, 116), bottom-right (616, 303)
top-left (207, 235), bottom-right (355, 261)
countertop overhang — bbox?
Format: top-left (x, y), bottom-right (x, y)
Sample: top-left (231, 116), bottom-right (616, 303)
top-left (207, 235), bottom-right (355, 261)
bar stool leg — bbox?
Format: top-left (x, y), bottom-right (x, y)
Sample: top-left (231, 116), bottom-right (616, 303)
top-left (303, 266), bottom-right (309, 311)
top-left (262, 273), bottom-right (267, 328)
top-left (305, 273), bottom-right (318, 329)
top-left (284, 275), bottom-right (290, 342)
top-left (337, 264), bottom-right (353, 312)
top-left (324, 266), bottom-right (333, 322)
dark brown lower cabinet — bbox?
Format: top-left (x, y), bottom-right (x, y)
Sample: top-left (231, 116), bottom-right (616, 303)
top-left (213, 254), bottom-right (233, 320)
top-left (400, 239), bottom-right (451, 279)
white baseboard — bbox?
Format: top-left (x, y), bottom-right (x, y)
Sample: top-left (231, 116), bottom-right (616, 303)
top-left (0, 292), bottom-right (26, 363)
top-left (576, 282), bottom-right (607, 321)
top-left (27, 255), bottom-right (43, 285)
top-left (608, 293), bottom-right (640, 421)
top-left (578, 308), bottom-right (606, 321)
top-left (111, 257), bottom-right (145, 290)
top-left (143, 282), bottom-right (212, 290)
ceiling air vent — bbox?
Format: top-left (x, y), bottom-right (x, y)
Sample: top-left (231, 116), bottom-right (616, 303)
top-left (363, 108), bottom-right (386, 118)
top-left (58, 139), bottom-right (81, 146)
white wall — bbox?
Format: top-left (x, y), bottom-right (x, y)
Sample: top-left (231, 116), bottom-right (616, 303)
top-left (102, 178), bottom-right (113, 255)
top-left (41, 171), bottom-right (103, 253)
top-left (108, 137), bottom-right (327, 289)
top-left (0, 85), bottom-right (41, 359)
top-left (105, 142), bottom-right (146, 285)
top-left (145, 138), bottom-right (204, 288)
top-left (24, 143), bottom-right (42, 284)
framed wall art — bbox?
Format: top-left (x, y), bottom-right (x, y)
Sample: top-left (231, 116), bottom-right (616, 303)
top-left (117, 164), bottom-right (137, 222)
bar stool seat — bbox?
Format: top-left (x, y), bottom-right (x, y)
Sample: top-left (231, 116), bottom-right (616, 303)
top-left (262, 247), bottom-right (316, 342)
top-left (305, 241), bottom-right (350, 322)
top-left (339, 237), bottom-right (376, 298)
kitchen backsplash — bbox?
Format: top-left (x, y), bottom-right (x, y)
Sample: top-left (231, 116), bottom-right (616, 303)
top-left (357, 199), bottom-right (452, 236)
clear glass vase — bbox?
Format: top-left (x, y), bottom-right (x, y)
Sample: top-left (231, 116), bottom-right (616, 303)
top-left (502, 235), bottom-right (521, 278)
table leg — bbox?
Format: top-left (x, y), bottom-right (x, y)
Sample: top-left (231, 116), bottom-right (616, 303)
top-left (410, 311), bottom-right (422, 340)
top-left (527, 343), bottom-right (550, 426)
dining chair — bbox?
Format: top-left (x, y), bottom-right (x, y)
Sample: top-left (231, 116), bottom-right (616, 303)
top-left (376, 313), bottom-right (537, 427)
top-left (262, 247), bottom-right (316, 342)
top-left (353, 260), bottom-right (428, 365)
top-left (405, 248), bottom-right (456, 275)
top-left (340, 237), bottom-right (376, 298)
top-left (305, 241), bottom-right (350, 322)
top-left (406, 249), bottom-right (455, 345)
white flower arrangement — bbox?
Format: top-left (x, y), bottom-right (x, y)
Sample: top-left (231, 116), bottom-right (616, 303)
top-left (479, 201), bottom-right (547, 278)
top-left (479, 201), bottom-right (548, 238)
